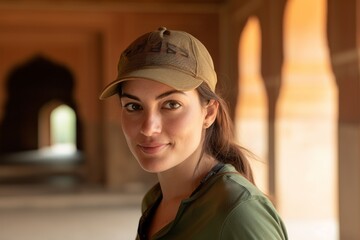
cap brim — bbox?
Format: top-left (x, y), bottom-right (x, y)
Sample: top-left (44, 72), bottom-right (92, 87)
top-left (99, 68), bottom-right (203, 100)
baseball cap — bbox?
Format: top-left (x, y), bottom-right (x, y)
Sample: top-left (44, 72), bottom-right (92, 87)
top-left (99, 27), bottom-right (217, 99)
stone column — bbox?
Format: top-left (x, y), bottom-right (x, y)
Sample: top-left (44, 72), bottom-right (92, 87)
top-left (327, 0), bottom-right (360, 239)
top-left (221, 0), bottom-right (286, 202)
top-left (256, 0), bottom-right (287, 203)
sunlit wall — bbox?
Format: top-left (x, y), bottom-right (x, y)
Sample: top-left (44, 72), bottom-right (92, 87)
top-left (236, 0), bottom-right (338, 239)
top-left (236, 17), bottom-right (268, 193)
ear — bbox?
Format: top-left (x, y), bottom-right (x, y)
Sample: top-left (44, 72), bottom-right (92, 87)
top-left (203, 99), bottom-right (219, 128)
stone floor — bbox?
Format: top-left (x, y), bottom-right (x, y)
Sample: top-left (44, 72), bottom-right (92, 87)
top-left (0, 183), bottom-right (339, 240)
top-left (0, 184), bottom-right (143, 240)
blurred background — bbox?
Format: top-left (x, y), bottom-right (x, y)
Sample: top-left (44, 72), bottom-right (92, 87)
top-left (0, 0), bottom-right (358, 239)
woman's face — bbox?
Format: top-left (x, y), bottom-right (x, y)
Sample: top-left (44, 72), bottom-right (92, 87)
top-left (119, 79), bottom-right (211, 173)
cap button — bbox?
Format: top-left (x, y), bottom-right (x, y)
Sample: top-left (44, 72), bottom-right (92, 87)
top-left (158, 27), bottom-right (170, 37)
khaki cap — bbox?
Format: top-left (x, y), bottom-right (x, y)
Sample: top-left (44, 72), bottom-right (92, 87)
top-left (99, 27), bottom-right (217, 99)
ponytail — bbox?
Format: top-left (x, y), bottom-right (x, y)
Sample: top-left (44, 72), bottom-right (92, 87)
top-left (197, 83), bottom-right (255, 184)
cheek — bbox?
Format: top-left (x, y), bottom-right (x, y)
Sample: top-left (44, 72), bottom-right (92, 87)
top-left (120, 114), bottom-right (138, 140)
top-left (166, 108), bottom-right (204, 139)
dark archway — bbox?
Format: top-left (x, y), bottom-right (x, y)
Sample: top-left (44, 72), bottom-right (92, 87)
top-left (0, 55), bottom-right (83, 157)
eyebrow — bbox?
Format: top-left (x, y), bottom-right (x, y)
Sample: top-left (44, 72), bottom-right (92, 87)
top-left (120, 90), bottom-right (186, 101)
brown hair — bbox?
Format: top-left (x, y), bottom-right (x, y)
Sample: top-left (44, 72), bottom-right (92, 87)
top-left (197, 83), bottom-right (255, 184)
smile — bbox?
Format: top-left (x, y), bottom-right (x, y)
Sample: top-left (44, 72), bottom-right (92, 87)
top-left (138, 143), bottom-right (169, 154)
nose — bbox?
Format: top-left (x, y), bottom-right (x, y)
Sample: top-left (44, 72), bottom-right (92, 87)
top-left (140, 110), bottom-right (162, 136)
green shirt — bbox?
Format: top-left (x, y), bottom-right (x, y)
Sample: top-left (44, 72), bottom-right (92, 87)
top-left (136, 164), bottom-right (288, 239)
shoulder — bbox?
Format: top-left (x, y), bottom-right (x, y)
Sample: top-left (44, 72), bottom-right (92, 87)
top-left (194, 164), bottom-right (275, 217)
top-left (208, 164), bottom-right (265, 203)
top-left (210, 164), bottom-right (288, 239)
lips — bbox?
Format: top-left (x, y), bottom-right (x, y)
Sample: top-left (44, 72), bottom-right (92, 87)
top-left (137, 142), bottom-right (170, 154)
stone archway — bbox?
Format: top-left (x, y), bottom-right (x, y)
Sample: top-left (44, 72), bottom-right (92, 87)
top-left (0, 55), bottom-right (83, 157)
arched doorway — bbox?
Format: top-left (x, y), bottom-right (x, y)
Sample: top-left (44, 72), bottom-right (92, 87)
top-left (0, 55), bottom-right (84, 185)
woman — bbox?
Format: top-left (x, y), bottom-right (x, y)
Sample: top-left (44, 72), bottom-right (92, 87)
top-left (100, 27), bottom-right (288, 239)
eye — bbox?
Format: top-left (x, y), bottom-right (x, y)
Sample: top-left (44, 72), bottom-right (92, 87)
top-left (123, 103), bottom-right (143, 112)
top-left (163, 101), bottom-right (181, 110)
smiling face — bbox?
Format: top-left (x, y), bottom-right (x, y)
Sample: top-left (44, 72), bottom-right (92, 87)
top-left (119, 79), bottom-right (211, 173)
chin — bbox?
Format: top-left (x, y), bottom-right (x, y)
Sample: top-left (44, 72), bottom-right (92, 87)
top-left (140, 164), bottom-right (165, 174)
top-left (138, 159), bottom-right (171, 174)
